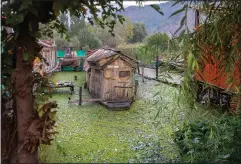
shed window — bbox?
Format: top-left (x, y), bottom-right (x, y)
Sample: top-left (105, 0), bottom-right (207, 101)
top-left (119, 71), bottom-right (130, 77)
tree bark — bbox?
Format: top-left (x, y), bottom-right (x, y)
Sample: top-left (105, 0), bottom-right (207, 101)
top-left (11, 44), bottom-right (38, 163)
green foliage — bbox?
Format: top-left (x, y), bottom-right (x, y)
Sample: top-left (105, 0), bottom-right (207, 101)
top-left (124, 18), bottom-right (134, 42)
top-left (173, 115), bottom-right (241, 163)
top-left (128, 23), bottom-right (148, 43)
top-left (52, 14), bottom-right (102, 50)
top-left (171, 3), bottom-right (188, 35)
top-left (58, 13), bottom-right (69, 28)
top-left (135, 46), bottom-right (156, 65)
top-left (150, 4), bottom-right (164, 15)
top-left (2, 1), bottom-right (126, 162)
top-left (117, 43), bottom-right (152, 64)
top-left (94, 17), bottom-right (134, 48)
top-left (69, 16), bottom-right (86, 37)
top-left (145, 33), bottom-right (170, 52)
top-left (77, 28), bottom-right (101, 50)
top-left (53, 15), bottom-right (134, 49)
top-left (127, 31), bottom-right (182, 66)
top-left (129, 136), bottom-right (168, 163)
top-left (171, 0), bottom-right (241, 110)
top-left (2, 0), bottom-right (126, 50)
top-left (52, 0), bottom-right (125, 36)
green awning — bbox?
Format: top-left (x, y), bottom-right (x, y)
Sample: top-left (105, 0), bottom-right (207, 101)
top-left (57, 50), bottom-right (65, 57)
top-left (76, 50), bottom-right (86, 57)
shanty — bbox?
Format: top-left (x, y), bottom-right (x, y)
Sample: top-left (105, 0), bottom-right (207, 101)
top-left (84, 48), bottom-right (139, 108)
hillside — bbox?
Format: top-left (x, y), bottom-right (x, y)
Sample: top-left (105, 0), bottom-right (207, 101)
top-left (119, 1), bottom-right (197, 36)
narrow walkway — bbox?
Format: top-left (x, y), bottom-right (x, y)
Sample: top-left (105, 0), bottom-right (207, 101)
top-left (139, 66), bottom-right (183, 85)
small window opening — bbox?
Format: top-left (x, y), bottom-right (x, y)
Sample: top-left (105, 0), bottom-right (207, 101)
top-left (119, 71), bottom-right (130, 77)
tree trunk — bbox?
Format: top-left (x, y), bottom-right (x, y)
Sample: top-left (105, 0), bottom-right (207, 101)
top-left (11, 44), bottom-right (38, 163)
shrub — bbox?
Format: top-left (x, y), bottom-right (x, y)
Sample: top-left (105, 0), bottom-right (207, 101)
top-left (173, 114), bottom-right (241, 163)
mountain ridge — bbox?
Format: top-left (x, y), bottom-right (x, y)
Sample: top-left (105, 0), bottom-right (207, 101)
top-left (119, 1), bottom-right (196, 36)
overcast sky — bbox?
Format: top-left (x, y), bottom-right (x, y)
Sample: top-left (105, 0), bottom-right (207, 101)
top-left (67, 1), bottom-right (168, 26)
top-left (122, 1), bottom-right (168, 8)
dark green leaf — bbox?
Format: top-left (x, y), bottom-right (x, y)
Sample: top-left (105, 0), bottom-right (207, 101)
top-left (29, 7), bottom-right (39, 16)
top-left (172, 0), bottom-right (181, 7)
top-left (174, 15), bottom-right (186, 35)
top-left (150, 4), bottom-right (164, 15)
top-left (33, 31), bottom-right (42, 38)
top-left (19, 0), bottom-right (33, 11)
top-left (6, 13), bottom-right (24, 26)
top-left (169, 4), bottom-right (188, 18)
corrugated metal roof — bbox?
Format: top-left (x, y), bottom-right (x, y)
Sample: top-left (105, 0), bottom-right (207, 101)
top-left (38, 40), bottom-right (53, 48)
top-left (85, 48), bottom-right (139, 69)
top-left (86, 48), bottom-right (119, 62)
top-left (87, 49), bottom-right (98, 57)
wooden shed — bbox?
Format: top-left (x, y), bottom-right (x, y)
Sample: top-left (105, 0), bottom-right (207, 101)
top-left (85, 48), bottom-right (138, 108)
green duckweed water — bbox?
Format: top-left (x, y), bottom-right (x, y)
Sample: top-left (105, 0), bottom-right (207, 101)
top-left (39, 71), bottom-right (214, 163)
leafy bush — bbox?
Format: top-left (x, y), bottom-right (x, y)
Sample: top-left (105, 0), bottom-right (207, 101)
top-left (173, 115), bottom-right (241, 163)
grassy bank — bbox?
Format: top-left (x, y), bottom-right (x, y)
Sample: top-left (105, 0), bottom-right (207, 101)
top-left (39, 71), bottom-right (220, 163)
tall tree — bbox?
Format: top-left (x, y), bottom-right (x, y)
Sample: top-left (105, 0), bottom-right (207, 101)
top-left (77, 27), bottom-right (102, 49)
top-left (59, 12), bottom-right (69, 29)
top-left (145, 33), bottom-right (170, 51)
top-left (56, 15), bottom-right (102, 50)
top-left (1, 0), bottom-right (125, 163)
top-left (128, 22), bottom-right (148, 43)
top-left (94, 17), bottom-right (134, 47)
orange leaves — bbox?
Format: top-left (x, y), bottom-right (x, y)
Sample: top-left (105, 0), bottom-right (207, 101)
top-left (80, 6), bottom-right (87, 15)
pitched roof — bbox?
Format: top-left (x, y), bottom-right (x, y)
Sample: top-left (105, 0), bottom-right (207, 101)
top-left (86, 48), bottom-right (118, 62)
top-left (38, 40), bottom-right (55, 48)
top-left (86, 48), bottom-right (138, 63)
top-left (86, 49), bottom-right (99, 57)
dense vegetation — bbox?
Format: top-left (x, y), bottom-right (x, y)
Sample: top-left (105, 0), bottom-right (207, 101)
top-left (171, 0), bottom-right (241, 163)
top-left (1, 0), bottom-right (241, 163)
top-left (1, 0), bottom-right (126, 163)
top-left (50, 14), bottom-right (148, 50)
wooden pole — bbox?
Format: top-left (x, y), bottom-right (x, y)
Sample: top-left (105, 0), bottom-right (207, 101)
top-left (79, 86), bottom-right (82, 105)
top-left (71, 86), bottom-right (74, 92)
top-left (195, 9), bottom-right (200, 27)
top-left (136, 54), bottom-right (140, 74)
top-left (142, 67), bottom-right (144, 83)
top-left (155, 55), bottom-right (159, 80)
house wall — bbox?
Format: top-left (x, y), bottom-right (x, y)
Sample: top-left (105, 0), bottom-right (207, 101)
top-left (41, 47), bottom-right (56, 72)
top-left (86, 70), bottom-right (91, 89)
top-left (51, 48), bottom-right (56, 68)
top-left (89, 69), bottom-right (103, 98)
top-left (101, 58), bottom-right (135, 101)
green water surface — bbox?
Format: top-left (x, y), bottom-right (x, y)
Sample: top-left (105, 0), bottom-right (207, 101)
top-left (39, 71), bottom-right (211, 163)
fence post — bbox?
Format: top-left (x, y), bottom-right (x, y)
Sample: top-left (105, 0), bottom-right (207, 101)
top-left (156, 55), bottom-right (159, 80)
top-left (79, 86), bottom-right (82, 105)
top-left (142, 67), bottom-right (144, 83)
top-left (136, 54), bottom-right (140, 74)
